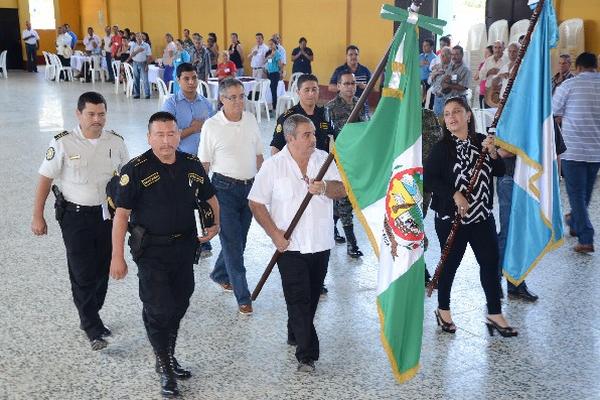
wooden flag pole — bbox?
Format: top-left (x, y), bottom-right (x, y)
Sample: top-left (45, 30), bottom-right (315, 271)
top-left (426, 0), bottom-right (546, 297)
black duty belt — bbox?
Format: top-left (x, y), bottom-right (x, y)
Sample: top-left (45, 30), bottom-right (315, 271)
top-left (65, 201), bottom-right (102, 213)
top-left (213, 172), bottom-right (254, 186)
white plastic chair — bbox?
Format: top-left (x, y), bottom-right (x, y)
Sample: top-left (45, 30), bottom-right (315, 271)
top-left (246, 79), bottom-right (270, 123)
top-left (51, 54), bottom-right (74, 82)
top-left (509, 19), bottom-right (529, 45)
top-left (488, 19), bottom-right (509, 46)
top-left (111, 60), bottom-right (121, 93)
top-left (155, 77), bottom-right (173, 109)
top-left (122, 62), bottom-right (134, 97)
top-left (0, 50), bottom-right (7, 79)
top-left (89, 55), bottom-right (104, 83)
top-left (197, 79), bottom-right (218, 109)
top-left (558, 18), bottom-right (584, 63)
top-left (466, 23), bottom-right (488, 53)
top-left (276, 74), bottom-right (302, 117)
top-left (42, 51), bottom-right (56, 81)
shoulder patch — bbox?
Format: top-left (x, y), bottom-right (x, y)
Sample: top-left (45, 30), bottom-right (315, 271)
top-left (119, 174), bottom-right (130, 186)
top-left (108, 130), bottom-right (124, 140)
top-left (54, 130), bottom-right (70, 140)
top-left (45, 147), bottom-right (56, 161)
top-left (276, 123), bottom-right (283, 133)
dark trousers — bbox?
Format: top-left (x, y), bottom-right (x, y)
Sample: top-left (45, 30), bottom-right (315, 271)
top-left (59, 209), bottom-right (112, 340)
top-left (105, 52), bottom-right (114, 81)
top-left (434, 216), bottom-right (501, 314)
top-left (268, 71), bottom-right (280, 109)
top-left (136, 240), bottom-right (196, 353)
top-left (562, 160), bottom-right (600, 245)
top-left (209, 174), bottom-right (253, 305)
top-left (26, 44), bottom-right (38, 72)
top-left (278, 250), bottom-right (329, 362)
top-left (57, 55), bottom-right (71, 80)
top-left (333, 196), bottom-right (354, 227)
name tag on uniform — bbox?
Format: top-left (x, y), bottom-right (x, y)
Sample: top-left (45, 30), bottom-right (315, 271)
top-left (141, 172), bottom-right (160, 187)
top-left (69, 154), bottom-right (81, 160)
top-left (320, 122), bottom-right (329, 130)
top-left (188, 173), bottom-right (204, 184)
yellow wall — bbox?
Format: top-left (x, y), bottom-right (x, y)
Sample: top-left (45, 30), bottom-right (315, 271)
top-left (12, 0), bottom-right (394, 79)
top-left (0, 0), bottom-right (18, 7)
top-left (80, 0), bottom-right (108, 34)
top-left (556, 0), bottom-right (600, 55)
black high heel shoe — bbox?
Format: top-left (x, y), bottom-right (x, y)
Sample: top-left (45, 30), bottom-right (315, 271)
top-left (485, 317), bottom-right (518, 337)
top-left (434, 310), bottom-right (456, 333)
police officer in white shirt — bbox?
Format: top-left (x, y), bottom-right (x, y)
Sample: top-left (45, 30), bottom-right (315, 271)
top-left (248, 32), bottom-right (269, 79)
top-left (248, 114), bottom-right (346, 373)
top-left (31, 92), bottom-right (129, 351)
top-left (199, 78), bottom-right (264, 316)
top-left (22, 20), bottom-right (40, 72)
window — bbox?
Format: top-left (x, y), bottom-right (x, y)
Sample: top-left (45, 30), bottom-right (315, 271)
top-left (29, 0), bottom-right (56, 30)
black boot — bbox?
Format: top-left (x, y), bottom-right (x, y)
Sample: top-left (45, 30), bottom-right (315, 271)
top-left (155, 351), bottom-right (179, 397)
top-left (343, 225), bottom-right (363, 258)
top-left (156, 334), bottom-right (192, 379)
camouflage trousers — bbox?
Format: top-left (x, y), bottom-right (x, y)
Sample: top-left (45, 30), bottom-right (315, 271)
top-left (333, 196), bottom-right (354, 227)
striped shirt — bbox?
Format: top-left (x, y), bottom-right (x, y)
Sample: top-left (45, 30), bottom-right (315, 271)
top-left (552, 71), bottom-right (600, 162)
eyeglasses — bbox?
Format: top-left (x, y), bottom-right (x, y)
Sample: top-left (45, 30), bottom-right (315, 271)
top-left (341, 81), bottom-right (357, 86)
top-left (221, 94), bottom-right (245, 102)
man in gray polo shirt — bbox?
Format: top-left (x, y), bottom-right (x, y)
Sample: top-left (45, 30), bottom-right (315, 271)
top-left (440, 45), bottom-right (471, 103)
top-left (553, 52), bottom-right (600, 253)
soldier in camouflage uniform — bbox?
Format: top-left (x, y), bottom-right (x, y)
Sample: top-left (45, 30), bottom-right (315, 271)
top-left (422, 107), bottom-right (443, 284)
top-left (325, 71), bottom-right (369, 258)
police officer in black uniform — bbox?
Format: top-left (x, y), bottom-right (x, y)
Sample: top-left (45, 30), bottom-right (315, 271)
top-left (32, 92), bottom-right (129, 351)
top-left (109, 112), bottom-right (219, 397)
top-left (270, 74), bottom-right (333, 155)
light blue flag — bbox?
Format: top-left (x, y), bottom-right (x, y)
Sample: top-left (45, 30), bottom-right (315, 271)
top-left (495, 0), bottom-right (564, 285)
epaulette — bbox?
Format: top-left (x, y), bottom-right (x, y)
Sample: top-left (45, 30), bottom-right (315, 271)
top-left (132, 155), bottom-right (148, 167)
top-left (108, 130), bottom-right (124, 140)
top-left (186, 154), bottom-right (201, 163)
top-left (54, 130), bottom-right (70, 140)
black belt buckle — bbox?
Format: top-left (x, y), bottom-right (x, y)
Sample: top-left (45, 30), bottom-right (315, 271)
top-left (214, 173), bottom-right (254, 186)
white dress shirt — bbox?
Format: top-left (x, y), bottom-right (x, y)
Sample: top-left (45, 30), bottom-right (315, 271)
top-left (103, 34), bottom-right (113, 53)
top-left (83, 34), bottom-right (101, 52)
top-left (22, 28), bottom-right (39, 45)
top-left (250, 44), bottom-right (269, 69)
top-left (39, 126), bottom-right (130, 206)
top-left (248, 145), bottom-right (341, 254)
top-left (479, 55), bottom-right (508, 86)
top-left (199, 111), bottom-right (263, 180)
top-left (56, 33), bottom-right (72, 58)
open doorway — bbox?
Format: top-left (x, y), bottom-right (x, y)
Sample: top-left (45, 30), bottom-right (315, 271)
top-left (0, 8), bottom-right (24, 69)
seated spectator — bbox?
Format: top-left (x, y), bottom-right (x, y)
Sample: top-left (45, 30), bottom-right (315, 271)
top-left (216, 51), bottom-right (237, 81)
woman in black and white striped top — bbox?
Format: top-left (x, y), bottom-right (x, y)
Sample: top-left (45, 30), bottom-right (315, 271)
top-left (424, 96), bottom-right (518, 337)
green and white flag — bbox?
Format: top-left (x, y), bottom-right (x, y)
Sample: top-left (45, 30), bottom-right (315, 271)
top-left (333, 5), bottom-right (445, 382)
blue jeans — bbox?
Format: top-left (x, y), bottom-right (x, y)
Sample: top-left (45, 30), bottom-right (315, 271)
top-left (133, 61), bottom-right (150, 97)
top-left (105, 52), bottom-right (114, 81)
top-left (433, 96), bottom-right (445, 117)
top-left (26, 44), bottom-right (38, 72)
top-left (562, 160), bottom-right (600, 245)
top-left (209, 174), bottom-right (253, 305)
top-left (496, 174), bottom-right (522, 290)
top-left (236, 68), bottom-right (245, 77)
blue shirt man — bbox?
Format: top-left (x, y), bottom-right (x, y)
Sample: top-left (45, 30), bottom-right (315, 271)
top-left (162, 64), bottom-right (215, 155)
top-left (420, 39), bottom-right (436, 82)
top-left (65, 25), bottom-right (77, 49)
top-left (329, 45), bottom-right (372, 98)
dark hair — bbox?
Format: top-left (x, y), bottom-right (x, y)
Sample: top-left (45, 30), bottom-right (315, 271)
top-left (440, 35), bottom-right (451, 46)
top-left (575, 52), bottom-right (598, 69)
top-left (452, 45), bottom-right (464, 56)
top-left (338, 70), bottom-right (355, 81)
top-left (231, 32), bottom-right (238, 37)
top-left (256, 32), bottom-right (263, 38)
top-left (183, 28), bottom-right (190, 34)
top-left (346, 45), bottom-right (359, 54)
top-left (486, 45), bottom-right (493, 54)
top-left (299, 37), bottom-right (307, 43)
top-left (176, 62), bottom-right (196, 78)
top-left (208, 32), bottom-right (217, 41)
top-left (77, 91), bottom-right (107, 112)
top-left (441, 97), bottom-right (479, 151)
top-left (148, 111), bottom-right (177, 131)
top-left (423, 39), bottom-right (434, 47)
top-left (218, 77), bottom-right (244, 96)
top-left (142, 32), bottom-right (151, 46)
top-left (297, 74), bottom-right (319, 89)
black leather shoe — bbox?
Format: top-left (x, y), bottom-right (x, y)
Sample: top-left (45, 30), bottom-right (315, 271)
top-left (343, 225), bottom-right (363, 258)
top-left (90, 338), bottom-right (108, 351)
top-left (507, 283), bottom-right (539, 302)
top-left (101, 325), bottom-right (112, 338)
top-left (334, 226), bottom-right (346, 244)
top-left (155, 352), bottom-right (179, 397)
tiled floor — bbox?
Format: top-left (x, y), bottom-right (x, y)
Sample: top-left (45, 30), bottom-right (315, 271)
top-left (1, 70), bottom-right (599, 399)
